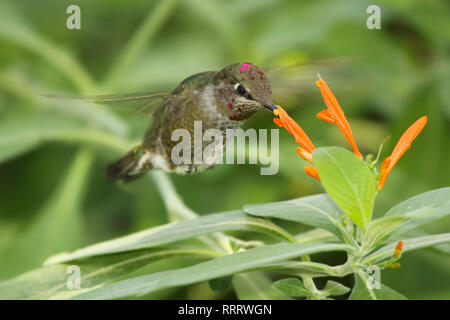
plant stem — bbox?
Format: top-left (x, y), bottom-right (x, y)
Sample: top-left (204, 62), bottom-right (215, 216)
top-left (149, 171), bottom-right (197, 220)
top-left (149, 171), bottom-right (228, 252)
top-left (299, 254), bottom-right (320, 299)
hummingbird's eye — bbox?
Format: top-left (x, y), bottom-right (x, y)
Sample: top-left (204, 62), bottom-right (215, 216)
top-left (237, 84), bottom-right (247, 96)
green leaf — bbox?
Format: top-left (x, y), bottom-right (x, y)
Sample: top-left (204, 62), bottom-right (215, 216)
top-left (366, 216), bottom-right (406, 247)
top-left (232, 272), bottom-right (293, 300)
top-left (0, 2), bottom-right (95, 92)
top-left (349, 271), bottom-right (407, 300)
top-left (366, 206), bottom-right (438, 247)
top-left (244, 193), bottom-right (346, 241)
top-left (294, 228), bottom-right (339, 244)
top-left (258, 260), bottom-right (342, 278)
top-left (0, 113), bottom-right (82, 164)
top-left (45, 211), bottom-right (294, 264)
top-left (323, 280), bottom-right (350, 296)
top-left (0, 104), bottom-right (129, 164)
top-left (272, 278), bottom-right (310, 297)
top-left (71, 242), bottom-right (351, 299)
top-left (0, 148), bottom-right (91, 279)
top-left (386, 187), bottom-right (450, 218)
top-left (103, 0), bottom-right (178, 90)
top-left (312, 147), bottom-right (376, 231)
top-left (363, 233), bottom-right (450, 264)
top-left (209, 276), bottom-right (233, 292)
top-left (383, 187), bottom-right (450, 235)
top-left (0, 247), bottom-right (218, 299)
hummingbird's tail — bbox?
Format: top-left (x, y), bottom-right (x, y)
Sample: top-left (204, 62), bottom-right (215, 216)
top-left (105, 145), bottom-right (151, 181)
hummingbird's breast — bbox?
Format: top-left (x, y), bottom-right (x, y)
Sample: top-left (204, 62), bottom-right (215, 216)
top-left (141, 72), bottom-right (244, 173)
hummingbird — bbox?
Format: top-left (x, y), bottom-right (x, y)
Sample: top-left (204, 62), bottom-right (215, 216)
top-left (77, 62), bottom-right (276, 181)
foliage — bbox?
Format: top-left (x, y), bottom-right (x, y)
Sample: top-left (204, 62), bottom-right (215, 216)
top-left (0, 0), bottom-right (449, 299)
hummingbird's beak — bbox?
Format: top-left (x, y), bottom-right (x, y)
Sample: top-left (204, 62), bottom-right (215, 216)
top-left (264, 104), bottom-right (276, 111)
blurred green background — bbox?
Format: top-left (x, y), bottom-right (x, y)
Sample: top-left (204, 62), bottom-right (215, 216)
top-left (0, 0), bottom-right (449, 299)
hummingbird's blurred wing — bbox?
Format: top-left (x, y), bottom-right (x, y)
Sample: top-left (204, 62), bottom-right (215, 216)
top-left (265, 57), bottom-right (348, 101)
top-left (43, 92), bottom-right (170, 115)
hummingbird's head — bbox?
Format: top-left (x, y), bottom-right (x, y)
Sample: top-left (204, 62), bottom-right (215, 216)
top-left (214, 63), bottom-right (275, 120)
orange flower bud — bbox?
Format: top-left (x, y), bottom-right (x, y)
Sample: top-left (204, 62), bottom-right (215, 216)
top-left (304, 166), bottom-right (320, 181)
top-left (273, 118), bottom-right (283, 127)
top-left (296, 148), bottom-right (312, 162)
top-left (394, 240), bottom-right (403, 259)
top-left (317, 109), bottom-right (335, 123)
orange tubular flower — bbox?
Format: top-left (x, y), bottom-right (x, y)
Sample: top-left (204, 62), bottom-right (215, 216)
top-left (316, 78), bottom-right (363, 160)
top-left (273, 106), bottom-right (319, 180)
top-left (377, 116), bottom-right (428, 190)
top-left (273, 106), bottom-right (315, 157)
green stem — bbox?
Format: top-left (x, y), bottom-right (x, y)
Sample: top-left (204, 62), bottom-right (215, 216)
top-left (149, 171), bottom-right (228, 252)
top-left (150, 171), bottom-right (197, 221)
top-left (336, 221), bottom-right (360, 249)
top-left (298, 255), bottom-right (320, 299)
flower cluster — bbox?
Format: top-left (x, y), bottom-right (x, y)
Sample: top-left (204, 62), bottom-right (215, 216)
top-left (273, 77), bottom-right (428, 190)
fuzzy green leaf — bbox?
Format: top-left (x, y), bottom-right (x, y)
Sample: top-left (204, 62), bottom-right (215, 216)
top-left (260, 260), bottom-right (340, 278)
top-left (70, 242), bottom-right (351, 299)
top-left (312, 147), bottom-right (376, 231)
top-left (0, 247), bottom-right (218, 299)
top-left (272, 278), bottom-right (310, 297)
top-left (323, 280), bottom-right (350, 296)
top-left (366, 206), bottom-right (438, 247)
top-left (384, 187), bottom-right (450, 235)
top-left (349, 272), bottom-right (407, 300)
top-left (385, 187), bottom-right (450, 218)
top-left (233, 272), bottom-right (293, 300)
top-left (45, 211), bottom-right (294, 265)
top-left (244, 193), bottom-right (345, 241)
top-left (363, 233), bottom-right (450, 264)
